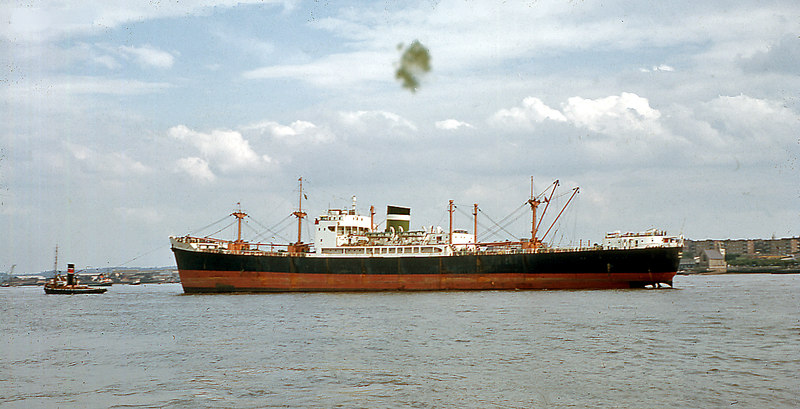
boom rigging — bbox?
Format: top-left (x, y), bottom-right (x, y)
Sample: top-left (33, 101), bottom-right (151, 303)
top-left (183, 177), bottom-right (579, 254)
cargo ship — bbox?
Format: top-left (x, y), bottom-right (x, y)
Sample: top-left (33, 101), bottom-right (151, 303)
top-left (170, 179), bottom-right (682, 293)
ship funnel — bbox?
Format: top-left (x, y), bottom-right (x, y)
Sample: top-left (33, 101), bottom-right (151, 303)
top-left (67, 263), bottom-right (75, 286)
top-left (386, 205), bottom-right (410, 233)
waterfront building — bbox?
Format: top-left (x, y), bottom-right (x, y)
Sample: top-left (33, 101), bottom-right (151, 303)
top-left (684, 237), bottom-right (799, 258)
top-left (699, 249), bottom-right (727, 273)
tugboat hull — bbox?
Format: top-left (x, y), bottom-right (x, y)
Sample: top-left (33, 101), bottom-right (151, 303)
top-left (44, 286), bottom-right (107, 294)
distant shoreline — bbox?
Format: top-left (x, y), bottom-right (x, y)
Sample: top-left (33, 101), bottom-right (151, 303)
top-left (679, 269), bottom-right (800, 275)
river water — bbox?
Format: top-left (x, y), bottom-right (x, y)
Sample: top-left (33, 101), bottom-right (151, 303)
top-left (1, 274), bottom-right (798, 408)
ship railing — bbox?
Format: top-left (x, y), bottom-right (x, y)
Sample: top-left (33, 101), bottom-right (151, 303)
top-left (468, 245), bottom-right (614, 255)
top-left (190, 247), bottom-right (298, 257)
top-left (177, 235), bottom-right (303, 255)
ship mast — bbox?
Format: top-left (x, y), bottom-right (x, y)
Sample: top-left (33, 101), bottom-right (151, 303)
top-left (527, 177), bottom-right (541, 248)
top-left (473, 203), bottom-right (478, 248)
top-left (527, 178), bottom-right (563, 249)
top-left (230, 203), bottom-right (247, 251)
top-left (292, 177), bottom-right (307, 245)
top-left (448, 200), bottom-right (454, 245)
top-left (53, 245), bottom-right (59, 276)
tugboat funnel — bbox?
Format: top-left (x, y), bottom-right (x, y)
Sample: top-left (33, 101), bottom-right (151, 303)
top-left (67, 263), bottom-right (75, 286)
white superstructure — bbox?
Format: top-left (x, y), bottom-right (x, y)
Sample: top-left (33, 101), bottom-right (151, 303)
top-left (313, 206), bottom-right (474, 257)
top-left (602, 229), bottom-right (683, 250)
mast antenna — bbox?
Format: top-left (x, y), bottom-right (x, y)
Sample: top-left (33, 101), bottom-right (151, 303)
top-left (53, 245), bottom-right (59, 276)
top-left (473, 203), bottom-right (478, 249)
top-left (292, 177), bottom-right (307, 245)
top-left (527, 177), bottom-right (541, 247)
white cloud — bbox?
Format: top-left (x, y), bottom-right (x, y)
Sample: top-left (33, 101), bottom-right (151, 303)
top-left (435, 119), bottom-right (474, 130)
top-left (53, 77), bottom-right (173, 95)
top-left (243, 51), bottom-right (392, 87)
top-left (66, 143), bottom-right (150, 175)
top-left (561, 92), bottom-right (663, 136)
top-left (0, 1), bottom-right (291, 43)
top-left (169, 125), bottom-right (271, 172)
top-left (175, 157), bottom-right (216, 183)
top-left (90, 43), bottom-right (174, 70)
top-left (92, 55), bottom-right (121, 70)
top-left (339, 110), bottom-right (418, 132)
top-left (490, 97), bottom-right (567, 128)
top-left (242, 120), bottom-right (335, 144)
top-left (689, 95), bottom-right (799, 163)
top-left (640, 64), bottom-right (675, 72)
top-left (653, 94), bottom-right (797, 165)
top-left (489, 93), bottom-right (665, 137)
top-left (81, 77), bottom-right (171, 96)
top-left (700, 95), bottom-right (796, 136)
top-left (2, 77), bottom-right (172, 102)
top-left (118, 45), bottom-right (175, 69)
top-left (740, 34), bottom-right (800, 74)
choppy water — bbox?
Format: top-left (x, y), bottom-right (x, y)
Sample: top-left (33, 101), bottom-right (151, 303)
top-left (1, 274), bottom-right (798, 408)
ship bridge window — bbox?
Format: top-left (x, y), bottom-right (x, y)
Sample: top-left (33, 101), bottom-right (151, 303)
top-left (328, 226), bottom-right (335, 232)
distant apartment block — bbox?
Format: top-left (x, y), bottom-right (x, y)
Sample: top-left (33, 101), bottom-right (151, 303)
top-left (684, 237), bottom-right (799, 258)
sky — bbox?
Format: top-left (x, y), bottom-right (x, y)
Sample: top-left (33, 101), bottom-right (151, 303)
top-left (1, 0), bottom-right (798, 273)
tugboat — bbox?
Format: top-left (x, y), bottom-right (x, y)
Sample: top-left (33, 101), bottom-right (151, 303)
top-left (44, 263), bottom-right (107, 294)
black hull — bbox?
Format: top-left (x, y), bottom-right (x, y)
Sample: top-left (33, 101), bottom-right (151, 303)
top-left (44, 286), bottom-right (108, 294)
top-left (172, 246), bottom-right (681, 292)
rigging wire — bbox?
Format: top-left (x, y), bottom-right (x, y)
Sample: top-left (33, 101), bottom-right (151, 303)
top-left (204, 220), bottom-right (237, 239)
top-left (247, 214), bottom-right (294, 243)
top-left (454, 203), bottom-right (519, 241)
top-left (187, 214), bottom-right (232, 237)
top-left (242, 220), bottom-right (288, 244)
top-left (487, 202), bottom-right (529, 230)
top-left (114, 212), bottom-right (236, 268)
top-left (435, 208), bottom-right (448, 228)
top-left (116, 246), bottom-right (166, 268)
top-left (539, 187), bottom-right (580, 246)
top-left (477, 206), bottom-right (524, 241)
top-left (454, 205), bottom-right (475, 224)
top-left (305, 217), bottom-right (313, 243)
top-left (478, 202), bottom-right (528, 240)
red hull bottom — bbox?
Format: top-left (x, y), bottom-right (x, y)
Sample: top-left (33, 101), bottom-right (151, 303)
top-left (178, 270), bottom-right (677, 293)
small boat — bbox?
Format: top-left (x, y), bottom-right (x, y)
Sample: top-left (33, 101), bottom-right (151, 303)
top-left (44, 263), bottom-right (107, 294)
top-left (87, 274), bottom-right (113, 287)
